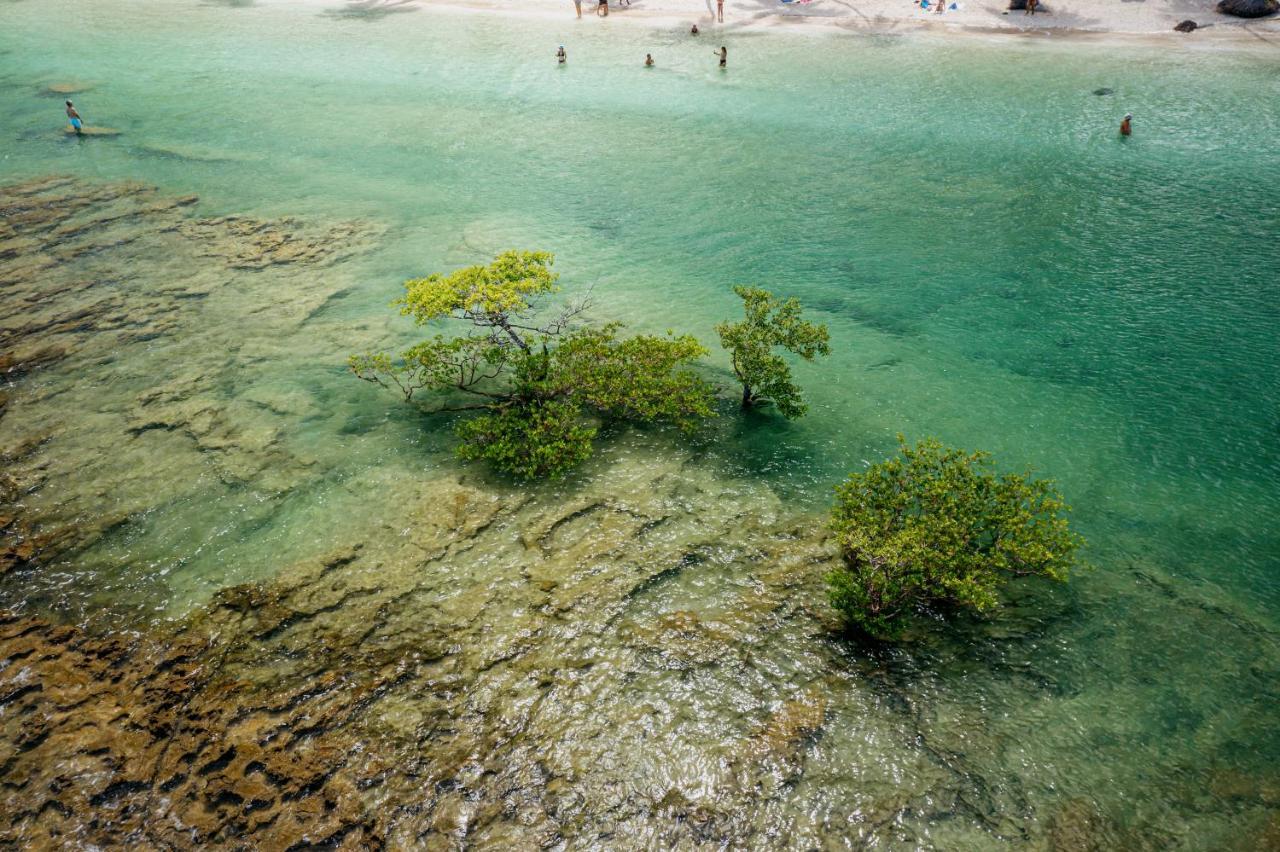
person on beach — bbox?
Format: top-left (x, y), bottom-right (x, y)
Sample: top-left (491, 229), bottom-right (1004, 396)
top-left (691, 23), bottom-right (700, 34)
top-left (716, 46), bottom-right (727, 68)
top-left (573, 0), bottom-right (582, 18)
top-left (717, 0), bottom-right (725, 23)
top-left (65, 100), bottom-right (83, 135)
top-left (1120, 114), bottom-right (1132, 136)
top-left (645, 53), bottom-right (655, 66)
top-left (597, 0), bottom-right (608, 16)
top-left (557, 45), bottom-right (567, 64)
top-left (1025, 0), bottom-right (1038, 14)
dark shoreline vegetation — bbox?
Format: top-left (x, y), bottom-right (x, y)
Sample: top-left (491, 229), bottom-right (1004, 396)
top-left (350, 251), bottom-right (1082, 638)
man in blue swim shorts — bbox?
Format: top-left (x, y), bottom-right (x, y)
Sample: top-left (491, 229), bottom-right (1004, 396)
top-left (65, 100), bottom-right (83, 134)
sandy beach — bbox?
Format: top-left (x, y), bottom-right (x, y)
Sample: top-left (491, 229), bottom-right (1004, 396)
top-left (408, 0), bottom-right (1280, 42)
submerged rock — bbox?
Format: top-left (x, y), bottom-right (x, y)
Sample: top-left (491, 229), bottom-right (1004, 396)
top-left (0, 175), bottom-right (384, 593)
top-left (63, 125), bottom-right (122, 137)
top-left (746, 690), bottom-right (828, 763)
top-left (0, 610), bottom-right (385, 849)
top-left (1216, 0), bottom-right (1278, 16)
top-left (0, 459), bottom-right (824, 847)
top-left (39, 82), bottom-right (92, 97)
top-left (1046, 797), bottom-right (1108, 852)
top-left (1092, 87), bottom-right (1114, 96)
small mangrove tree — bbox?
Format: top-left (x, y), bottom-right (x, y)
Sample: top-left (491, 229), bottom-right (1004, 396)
top-left (716, 286), bottom-right (830, 418)
top-left (828, 437), bottom-right (1083, 638)
top-left (351, 251), bottom-right (715, 478)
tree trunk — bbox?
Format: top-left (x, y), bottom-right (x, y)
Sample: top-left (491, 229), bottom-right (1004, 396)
top-left (741, 384), bottom-right (754, 408)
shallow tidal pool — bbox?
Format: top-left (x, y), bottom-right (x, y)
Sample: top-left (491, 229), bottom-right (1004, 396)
top-left (0, 1), bottom-right (1278, 848)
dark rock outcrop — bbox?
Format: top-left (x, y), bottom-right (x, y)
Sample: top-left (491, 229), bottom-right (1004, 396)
top-left (1216, 0), bottom-right (1278, 17)
top-left (1173, 19), bottom-right (1199, 30)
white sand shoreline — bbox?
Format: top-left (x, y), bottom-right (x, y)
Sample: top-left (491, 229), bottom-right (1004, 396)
top-left (385, 0), bottom-right (1280, 45)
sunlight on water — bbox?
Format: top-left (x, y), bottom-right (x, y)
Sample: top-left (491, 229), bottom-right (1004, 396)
top-left (0, 0), bottom-right (1278, 846)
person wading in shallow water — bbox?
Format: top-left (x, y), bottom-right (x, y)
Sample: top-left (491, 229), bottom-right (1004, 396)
top-left (597, 0), bottom-right (608, 16)
top-left (717, 0), bottom-right (725, 23)
top-left (716, 46), bottom-right (727, 68)
top-left (691, 23), bottom-right (700, 34)
top-left (65, 100), bottom-right (83, 135)
top-left (644, 53), bottom-right (655, 67)
top-left (1120, 113), bottom-right (1132, 136)
top-left (573, 0), bottom-right (582, 18)
top-left (557, 45), bottom-right (567, 64)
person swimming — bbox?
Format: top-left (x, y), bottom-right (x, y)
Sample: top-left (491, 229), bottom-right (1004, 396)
top-left (557, 45), bottom-right (567, 64)
top-left (716, 46), bottom-right (727, 68)
top-left (691, 24), bottom-right (699, 34)
top-left (645, 53), bottom-right (654, 67)
top-left (65, 100), bottom-right (82, 135)
top-left (1120, 113), bottom-right (1132, 136)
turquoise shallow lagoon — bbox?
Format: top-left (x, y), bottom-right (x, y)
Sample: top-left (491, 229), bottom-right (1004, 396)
top-left (1, 0), bottom-right (1279, 847)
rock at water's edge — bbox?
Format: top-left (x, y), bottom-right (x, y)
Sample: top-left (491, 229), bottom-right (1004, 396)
top-left (1173, 19), bottom-right (1199, 31)
top-left (1216, 0), bottom-right (1278, 17)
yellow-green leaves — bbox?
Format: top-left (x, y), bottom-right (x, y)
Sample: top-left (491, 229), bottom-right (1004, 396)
top-left (351, 250), bottom-right (716, 478)
top-left (828, 437), bottom-right (1083, 638)
top-left (716, 286), bottom-right (830, 418)
top-left (557, 327), bottom-right (714, 433)
top-left (398, 250), bottom-right (558, 325)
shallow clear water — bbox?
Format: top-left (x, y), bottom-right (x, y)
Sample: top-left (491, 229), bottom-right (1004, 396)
top-left (1, 0), bottom-right (1279, 847)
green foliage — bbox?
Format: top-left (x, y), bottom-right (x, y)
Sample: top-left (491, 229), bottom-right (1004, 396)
top-left (349, 336), bottom-right (508, 402)
top-left (556, 325), bottom-right (713, 431)
top-left (398, 249), bottom-right (559, 330)
top-left (716, 286), bottom-right (830, 418)
top-left (455, 399), bottom-right (596, 480)
top-left (828, 437), bottom-right (1082, 638)
top-left (351, 251), bottom-right (716, 478)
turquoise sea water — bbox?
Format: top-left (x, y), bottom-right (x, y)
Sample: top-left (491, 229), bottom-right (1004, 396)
top-left (2, 0), bottom-right (1279, 846)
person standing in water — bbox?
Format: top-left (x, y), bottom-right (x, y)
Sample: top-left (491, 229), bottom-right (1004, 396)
top-left (715, 46), bottom-right (727, 68)
top-left (65, 100), bottom-right (83, 135)
top-left (597, 0), bottom-right (608, 16)
top-left (573, 0), bottom-right (582, 18)
top-left (1025, 0), bottom-right (1038, 14)
top-left (557, 45), bottom-right (567, 64)
top-left (691, 23), bottom-right (700, 34)
top-left (1120, 113), bottom-right (1132, 136)
top-left (717, 0), bottom-right (725, 23)
top-left (644, 53), bottom-right (655, 67)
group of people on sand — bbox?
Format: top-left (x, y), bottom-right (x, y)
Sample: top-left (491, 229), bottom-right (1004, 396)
top-left (556, 28), bottom-right (728, 68)
top-left (575, 0), bottom-right (725, 22)
top-left (572, 0), bottom-right (635, 18)
top-left (917, 0), bottom-right (956, 14)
